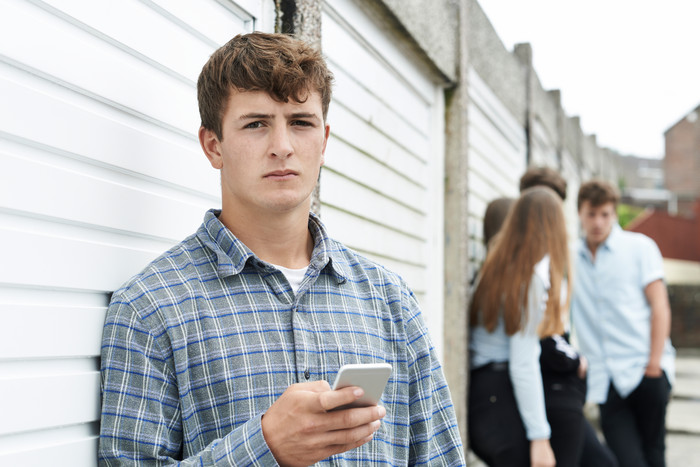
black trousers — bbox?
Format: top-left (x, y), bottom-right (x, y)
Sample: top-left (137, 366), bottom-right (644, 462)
top-left (546, 406), bottom-right (584, 466)
top-left (599, 373), bottom-right (671, 467)
top-left (579, 416), bottom-right (619, 467)
top-left (468, 364), bottom-right (529, 467)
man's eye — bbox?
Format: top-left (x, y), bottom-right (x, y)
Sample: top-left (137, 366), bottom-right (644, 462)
top-left (292, 120), bottom-right (313, 127)
top-left (244, 121), bottom-right (263, 129)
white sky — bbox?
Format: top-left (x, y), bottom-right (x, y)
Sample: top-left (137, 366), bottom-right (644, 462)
top-left (477, 0), bottom-right (700, 159)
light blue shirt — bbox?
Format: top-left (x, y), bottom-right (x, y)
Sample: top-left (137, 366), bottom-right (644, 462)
top-left (470, 256), bottom-right (551, 440)
top-left (572, 224), bottom-right (676, 403)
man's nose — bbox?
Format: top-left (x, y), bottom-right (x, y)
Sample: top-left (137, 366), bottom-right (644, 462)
top-left (269, 126), bottom-right (293, 158)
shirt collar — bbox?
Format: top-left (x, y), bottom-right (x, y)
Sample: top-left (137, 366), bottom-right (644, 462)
top-left (197, 209), bottom-right (347, 283)
top-left (603, 223), bottom-right (623, 250)
top-left (577, 223), bottom-right (622, 259)
top-left (534, 254), bottom-right (551, 289)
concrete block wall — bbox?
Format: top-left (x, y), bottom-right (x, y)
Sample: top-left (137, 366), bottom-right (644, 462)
top-left (467, 0), bottom-right (620, 187)
top-left (566, 116), bottom-right (585, 171)
top-left (466, 0), bottom-right (527, 128)
top-left (377, 0), bottom-right (459, 82)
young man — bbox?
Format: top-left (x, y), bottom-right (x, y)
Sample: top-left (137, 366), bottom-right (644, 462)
top-left (98, 32), bottom-right (465, 466)
top-left (571, 179), bottom-right (675, 467)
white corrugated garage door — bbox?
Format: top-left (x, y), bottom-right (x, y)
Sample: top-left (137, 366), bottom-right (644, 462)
top-left (0, 1), bottom-right (273, 464)
top-left (467, 67), bottom-right (527, 269)
top-left (320, 0), bottom-right (447, 358)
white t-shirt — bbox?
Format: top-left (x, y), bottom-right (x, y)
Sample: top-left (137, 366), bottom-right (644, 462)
top-left (271, 263), bottom-right (309, 294)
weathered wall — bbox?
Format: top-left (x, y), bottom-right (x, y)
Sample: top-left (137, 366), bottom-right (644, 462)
top-left (466, 0), bottom-right (527, 127)
top-left (441, 0), bottom-right (471, 445)
top-left (465, 0), bottom-right (621, 205)
top-left (378, 0), bottom-right (459, 82)
top-left (369, 0), bottom-right (469, 445)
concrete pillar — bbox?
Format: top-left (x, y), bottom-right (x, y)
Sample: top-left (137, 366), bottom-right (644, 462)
top-left (442, 0), bottom-right (472, 447)
top-left (280, 0), bottom-right (324, 215)
top-left (514, 43), bottom-right (534, 167)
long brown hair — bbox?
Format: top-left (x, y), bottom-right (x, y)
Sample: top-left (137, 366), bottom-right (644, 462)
top-left (469, 186), bottom-right (571, 337)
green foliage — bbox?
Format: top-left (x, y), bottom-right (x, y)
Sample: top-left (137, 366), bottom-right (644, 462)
top-left (618, 177), bottom-right (627, 192)
top-left (618, 203), bottom-right (645, 229)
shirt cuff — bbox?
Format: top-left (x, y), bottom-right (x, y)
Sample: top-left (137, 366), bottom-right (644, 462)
top-left (526, 425), bottom-right (552, 441)
top-left (212, 413), bottom-right (280, 466)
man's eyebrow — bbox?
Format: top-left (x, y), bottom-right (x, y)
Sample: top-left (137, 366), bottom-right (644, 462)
top-left (239, 113), bottom-right (272, 120)
top-left (288, 112), bottom-right (320, 120)
top-left (238, 112), bottom-right (320, 120)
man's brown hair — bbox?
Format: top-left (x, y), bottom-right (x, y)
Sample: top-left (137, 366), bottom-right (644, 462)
top-left (197, 32), bottom-right (335, 140)
top-left (577, 179), bottom-right (620, 210)
top-left (519, 166), bottom-right (567, 201)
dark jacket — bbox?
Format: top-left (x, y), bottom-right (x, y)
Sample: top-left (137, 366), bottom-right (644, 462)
top-left (540, 333), bottom-right (587, 410)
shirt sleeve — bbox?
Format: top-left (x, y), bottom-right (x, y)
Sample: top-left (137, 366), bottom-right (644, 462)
top-left (508, 275), bottom-right (551, 441)
top-left (98, 298), bottom-right (278, 467)
top-left (402, 285), bottom-right (466, 466)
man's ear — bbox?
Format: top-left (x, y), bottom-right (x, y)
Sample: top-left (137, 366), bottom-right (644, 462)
top-left (199, 126), bottom-right (223, 169)
top-left (320, 123), bottom-right (330, 166)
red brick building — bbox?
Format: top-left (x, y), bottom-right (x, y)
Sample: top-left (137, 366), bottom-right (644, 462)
top-left (665, 103), bottom-right (700, 217)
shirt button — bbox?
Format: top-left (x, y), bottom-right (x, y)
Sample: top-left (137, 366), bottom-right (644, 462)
top-left (304, 370), bottom-right (310, 380)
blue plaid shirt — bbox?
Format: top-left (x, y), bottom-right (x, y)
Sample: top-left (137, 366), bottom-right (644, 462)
top-left (99, 210), bottom-right (465, 466)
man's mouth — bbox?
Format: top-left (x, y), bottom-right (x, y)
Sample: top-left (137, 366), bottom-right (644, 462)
top-left (265, 170), bottom-right (298, 179)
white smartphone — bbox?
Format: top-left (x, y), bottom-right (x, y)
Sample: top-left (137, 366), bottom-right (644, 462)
top-left (331, 363), bottom-right (392, 409)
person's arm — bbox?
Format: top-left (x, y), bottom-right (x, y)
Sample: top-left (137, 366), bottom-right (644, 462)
top-left (99, 300), bottom-right (277, 466)
top-left (510, 332), bottom-right (555, 467)
top-left (644, 278), bottom-right (671, 377)
top-left (509, 277), bottom-right (555, 467)
top-left (403, 286), bottom-right (466, 466)
top-left (100, 300), bottom-right (383, 466)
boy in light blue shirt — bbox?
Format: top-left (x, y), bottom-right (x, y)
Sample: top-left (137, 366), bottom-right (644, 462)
top-left (572, 179), bottom-right (675, 467)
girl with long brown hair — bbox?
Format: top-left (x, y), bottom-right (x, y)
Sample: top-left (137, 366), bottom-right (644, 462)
top-left (468, 186), bottom-right (571, 467)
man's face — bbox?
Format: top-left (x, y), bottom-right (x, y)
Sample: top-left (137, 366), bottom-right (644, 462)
top-left (578, 201), bottom-right (617, 249)
top-left (200, 90), bottom-right (330, 217)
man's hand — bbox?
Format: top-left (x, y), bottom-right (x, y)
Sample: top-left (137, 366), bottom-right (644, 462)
top-left (261, 380), bottom-right (386, 467)
top-left (644, 363), bottom-right (663, 377)
top-left (530, 438), bottom-right (556, 467)
top-left (577, 355), bottom-right (588, 379)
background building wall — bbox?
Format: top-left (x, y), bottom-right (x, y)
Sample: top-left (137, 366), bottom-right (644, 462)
top-left (665, 104), bottom-right (700, 217)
